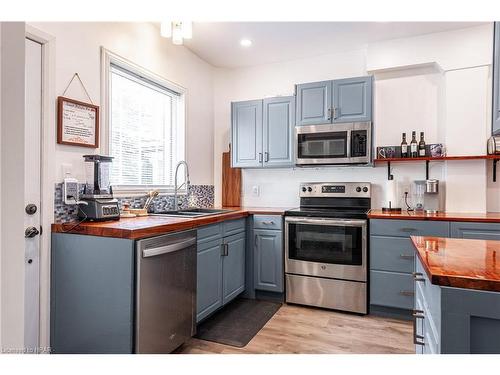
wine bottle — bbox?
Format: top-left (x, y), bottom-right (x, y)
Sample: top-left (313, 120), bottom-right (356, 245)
top-left (419, 132), bottom-right (426, 157)
top-left (400, 133), bottom-right (408, 158)
top-left (410, 131), bottom-right (418, 158)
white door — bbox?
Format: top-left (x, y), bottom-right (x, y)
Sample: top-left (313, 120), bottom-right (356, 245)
top-left (24, 37), bottom-right (42, 352)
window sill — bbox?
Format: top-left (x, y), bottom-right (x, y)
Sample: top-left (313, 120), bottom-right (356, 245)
top-left (111, 185), bottom-right (187, 198)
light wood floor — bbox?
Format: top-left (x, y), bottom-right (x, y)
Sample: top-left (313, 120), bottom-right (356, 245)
top-left (178, 304), bottom-right (414, 354)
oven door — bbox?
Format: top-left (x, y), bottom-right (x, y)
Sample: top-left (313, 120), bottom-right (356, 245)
top-left (295, 124), bottom-right (350, 165)
top-left (285, 216), bottom-right (367, 282)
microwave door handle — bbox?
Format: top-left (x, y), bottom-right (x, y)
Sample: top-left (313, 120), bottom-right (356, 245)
top-left (346, 131), bottom-right (352, 159)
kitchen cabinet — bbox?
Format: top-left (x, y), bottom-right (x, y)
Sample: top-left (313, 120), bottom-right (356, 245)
top-left (450, 221), bottom-right (500, 240)
top-left (254, 229), bottom-right (284, 292)
top-left (295, 76), bottom-right (372, 126)
top-left (51, 234), bottom-right (136, 353)
top-left (196, 219), bottom-right (246, 322)
top-left (295, 81), bottom-right (332, 126)
top-left (196, 238), bottom-right (224, 322)
top-left (369, 219), bottom-right (450, 319)
top-left (263, 96), bottom-right (295, 167)
top-left (222, 232), bottom-right (246, 304)
top-left (414, 256), bottom-right (500, 354)
top-left (493, 22), bottom-right (500, 135)
top-left (332, 76), bottom-right (372, 123)
top-left (231, 96), bottom-right (295, 169)
top-left (231, 100), bottom-right (263, 168)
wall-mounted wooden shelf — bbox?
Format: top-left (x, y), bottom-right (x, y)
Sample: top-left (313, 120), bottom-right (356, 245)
top-left (374, 155), bottom-right (500, 181)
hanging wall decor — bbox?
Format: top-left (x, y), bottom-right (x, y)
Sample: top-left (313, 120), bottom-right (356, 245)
top-left (57, 73), bottom-right (99, 148)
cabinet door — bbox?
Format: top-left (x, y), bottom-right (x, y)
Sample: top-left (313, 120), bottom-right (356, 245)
top-left (332, 76), bottom-right (372, 123)
top-left (254, 229), bottom-right (283, 292)
top-left (493, 22), bottom-right (500, 135)
top-left (450, 222), bottom-right (500, 240)
top-left (196, 238), bottom-right (223, 322)
top-left (295, 81), bottom-right (332, 126)
top-left (263, 96), bottom-right (295, 167)
top-left (222, 232), bottom-right (246, 305)
top-left (231, 100), bottom-right (263, 168)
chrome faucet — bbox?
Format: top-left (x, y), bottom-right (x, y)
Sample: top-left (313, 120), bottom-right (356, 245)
top-left (174, 160), bottom-right (190, 210)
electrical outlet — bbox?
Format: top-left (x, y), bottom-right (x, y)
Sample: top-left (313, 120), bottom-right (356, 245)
top-left (251, 185), bottom-right (260, 197)
top-left (61, 163), bottom-right (73, 177)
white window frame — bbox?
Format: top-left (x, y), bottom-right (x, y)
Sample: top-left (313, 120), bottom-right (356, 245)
top-left (100, 47), bottom-right (187, 197)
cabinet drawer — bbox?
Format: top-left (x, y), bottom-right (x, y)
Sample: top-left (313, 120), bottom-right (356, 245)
top-left (197, 223), bottom-right (222, 245)
top-left (370, 270), bottom-right (414, 309)
top-left (222, 218), bottom-right (246, 237)
top-left (370, 219), bottom-right (449, 238)
top-left (370, 236), bottom-right (415, 273)
top-left (253, 215), bottom-right (283, 230)
top-left (450, 221), bottom-right (500, 240)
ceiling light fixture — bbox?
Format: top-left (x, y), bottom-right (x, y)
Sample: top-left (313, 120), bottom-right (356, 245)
top-left (240, 39), bottom-right (252, 47)
top-left (160, 21), bottom-right (193, 45)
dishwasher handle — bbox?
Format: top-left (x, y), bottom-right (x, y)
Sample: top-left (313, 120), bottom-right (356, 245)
top-left (142, 237), bottom-right (196, 258)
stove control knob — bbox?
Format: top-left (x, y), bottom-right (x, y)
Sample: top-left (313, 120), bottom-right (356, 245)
top-left (307, 187), bottom-right (313, 192)
top-left (302, 187), bottom-right (307, 192)
top-left (363, 187), bottom-right (369, 193)
top-left (356, 187), bottom-right (362, 192)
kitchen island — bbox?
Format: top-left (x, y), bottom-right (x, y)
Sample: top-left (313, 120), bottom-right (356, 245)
top-left (411, 236), bottom-right (500, 354)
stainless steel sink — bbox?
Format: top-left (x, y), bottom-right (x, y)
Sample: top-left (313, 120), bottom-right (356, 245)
top-left (150, 208), bottom-right (234, 218)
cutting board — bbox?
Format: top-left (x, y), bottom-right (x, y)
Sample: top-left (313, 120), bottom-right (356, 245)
top-left (222, 151), bottom-right (241, 207)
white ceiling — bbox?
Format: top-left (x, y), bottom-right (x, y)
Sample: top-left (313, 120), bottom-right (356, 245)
top-left (182, 22), bottom-right (487, 68)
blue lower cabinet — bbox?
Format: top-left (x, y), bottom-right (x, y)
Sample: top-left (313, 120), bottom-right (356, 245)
top-left (196, 220), bottom-right (246, 323)
top-left (254, 229), bottom-right (284, 292)
top-left (450, 221), bottom-right (500, 240)
top-left (370, 270), bottom-right (414, 310)
top-left (196, 238), bottom-right (223, 322)
top-left (222, 232), bottom-right (246, 305)
top-left (414, 256), bottom-right (500, 354)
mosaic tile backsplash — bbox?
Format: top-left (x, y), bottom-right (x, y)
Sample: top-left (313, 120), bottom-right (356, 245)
top-left (54, 183), bottom-right (214, 223)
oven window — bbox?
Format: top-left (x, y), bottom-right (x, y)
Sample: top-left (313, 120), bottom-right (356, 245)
top-left (297, 131), bottom-right (347, 159)
top-left (288, 223), bottom-right (363, 265)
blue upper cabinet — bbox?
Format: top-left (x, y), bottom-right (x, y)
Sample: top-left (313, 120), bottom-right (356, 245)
top-left (231, 100), bottom-right (263, 168)
top-left (263, 96), bottom-right (295, 167)
top-left (295, 81), bottom-right (332, 126)
top-left (493, 22), bottom-right (500, 135)
top-left (332, 76), bottom-right (373, 123)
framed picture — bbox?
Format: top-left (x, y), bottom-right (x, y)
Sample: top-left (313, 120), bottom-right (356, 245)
top-left (57, 96), bottom-right (99, 148)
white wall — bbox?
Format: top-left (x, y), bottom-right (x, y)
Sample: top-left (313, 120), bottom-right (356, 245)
top-left (28, 22), bottom-right (215, 186)
top-left (214, 24), bottom-right (497, 212)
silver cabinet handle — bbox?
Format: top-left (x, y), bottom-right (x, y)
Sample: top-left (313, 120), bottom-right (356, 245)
top-left (399, 290), bottom-right (415, 296)
top-left (412, 272), bottom-right (426, 282)
top-left (261, 221), bottom-right (275, 225)
top-left (332, 107), bottom-right (338, 119)
top-left (400, 254), bottom-right (415, 260)
top-left (264, 152), bottom-right (269, 162)
top-left (412, 309), bottom-right (425, 346)
top-left (142, 237), bottom-right (196, 258)
top-left (327, 108), bottom-right (332, 121)
top-left (258, 153), bottom-right (263, 163)
top-left (220, 243), bottom-right (229, 256)
top-left (400, 227), bottom-right (417, 233)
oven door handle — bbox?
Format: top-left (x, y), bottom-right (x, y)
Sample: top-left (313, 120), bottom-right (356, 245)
top-left (285, 216), bottom-right (367, 227)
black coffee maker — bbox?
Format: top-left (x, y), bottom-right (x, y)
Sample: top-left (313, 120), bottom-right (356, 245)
top-left (78, 155), bottom-right (120, 221)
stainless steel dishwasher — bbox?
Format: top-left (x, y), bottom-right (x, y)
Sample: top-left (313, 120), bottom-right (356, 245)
top-left (135, 230), bottom-right (197, 353)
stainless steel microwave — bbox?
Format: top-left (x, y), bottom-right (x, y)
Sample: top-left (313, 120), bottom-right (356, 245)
top-left (295, 122), bottom-right (372, 166)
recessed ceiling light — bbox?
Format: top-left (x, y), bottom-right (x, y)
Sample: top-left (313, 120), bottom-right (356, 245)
top-left (240, 39), bottom-right (252, 47)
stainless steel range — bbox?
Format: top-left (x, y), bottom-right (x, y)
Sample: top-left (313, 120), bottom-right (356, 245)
top-left (284, 182), bottom-right (371, 314)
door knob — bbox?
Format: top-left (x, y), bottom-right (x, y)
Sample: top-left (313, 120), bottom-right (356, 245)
top-left (25, 204), bottom-right (37, 215)
top-left (25, 226), bottom-right (40, 238)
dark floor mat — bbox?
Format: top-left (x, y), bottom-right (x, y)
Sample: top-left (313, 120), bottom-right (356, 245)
top-left (195, 298), bottom-right (282, 348)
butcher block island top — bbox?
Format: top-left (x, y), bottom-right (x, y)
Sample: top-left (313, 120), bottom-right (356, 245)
top-left (411, 236), bottom-right (500, 292)
top-left (51, 207), bottom-right (288, 240)
top-left (368, 209), bottom-right (500, 223)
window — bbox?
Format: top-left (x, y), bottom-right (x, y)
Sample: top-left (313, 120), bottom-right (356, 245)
top-left (104, 50), bottom-right (185, 194)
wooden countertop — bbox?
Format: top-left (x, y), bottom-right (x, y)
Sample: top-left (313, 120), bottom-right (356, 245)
top-left (51, 207), bottom-right (289, 240)
top-left (411, 236), bottom-right (500, 292)
top-left (368, 209), bottom-right (500, 223)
